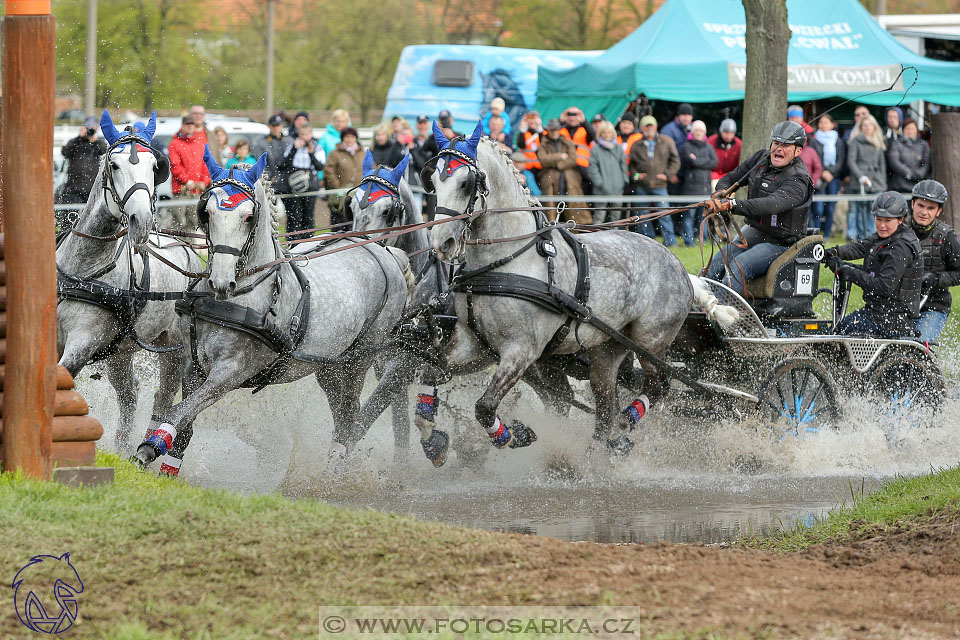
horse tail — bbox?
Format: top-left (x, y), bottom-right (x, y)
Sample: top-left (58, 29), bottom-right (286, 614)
top-left (688, 274), bottom-right (739, 328)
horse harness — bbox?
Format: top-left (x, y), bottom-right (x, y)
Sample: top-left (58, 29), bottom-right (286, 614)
top-left (429, 146), bottom-right (713, 395)
top-left (177, 175), bottom-right (398, 392)
top-left (56, 132), bottom-right (183, 364)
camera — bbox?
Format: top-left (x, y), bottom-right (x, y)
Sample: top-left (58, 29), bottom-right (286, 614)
top-left (86, 128), bottom-right (97, 137)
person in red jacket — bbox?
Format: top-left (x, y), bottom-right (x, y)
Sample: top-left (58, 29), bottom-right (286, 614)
top-left (707, 118), bottom-right (741, 187)
top-left (167, 114), bottom-right (211, 196)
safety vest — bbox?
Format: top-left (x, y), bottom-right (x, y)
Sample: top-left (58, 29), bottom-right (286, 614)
top-left (559, 126), bottom-right (590, 168)
top-left (520, 131), bottom-right (542, 170)
top-left (617, 132), bottom-right (643, 157)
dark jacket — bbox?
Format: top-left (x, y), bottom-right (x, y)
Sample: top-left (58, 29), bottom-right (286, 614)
top-left (628, 135), bottom-right (680, 190)
top-left (253, 133), bottom-right (287, 184)
top-left (371, 139), bottom-right (404, 169)
top-left (886, 136), bottom-right (931, 193)
top-left (847, 135), bottom-right (887, 193)
top-left (811, 134), bottom-right (846, 186)
top-left (715, 149), bottom-right (814, 246)
top-left (833, 224), bottom-right (923, 334)
top-left (660, 118), bottom-right (689, 162)
top-left (279, 137), bottom-right (324, 193)
top-left (912, 219), bottom-right (960, 314)
top-left (61, 135), bottom-right (107, 196)
top-left (408, 135), bottom-right (434, 188)
top-left (679, 138), bottom-right (717, 196)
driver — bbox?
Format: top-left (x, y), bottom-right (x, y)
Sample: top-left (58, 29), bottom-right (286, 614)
top-left (703, 121), bottom-right (814, 294)
top-left (822, 191), bottom-right (922, 338)
top-left (908, 180), bottom-right (960, 343)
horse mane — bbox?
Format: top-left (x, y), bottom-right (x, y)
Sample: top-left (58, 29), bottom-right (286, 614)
top-left (478, 137), bottom-right (540, 208)
top-left (257, 174), bottom-right (281, 236)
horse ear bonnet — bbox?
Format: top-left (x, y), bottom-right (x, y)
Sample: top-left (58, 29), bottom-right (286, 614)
top-left (153, 151), bottom-right (170, 186)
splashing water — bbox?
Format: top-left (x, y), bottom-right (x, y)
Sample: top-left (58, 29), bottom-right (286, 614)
top-left (76, 345), bottom-right (960, 543)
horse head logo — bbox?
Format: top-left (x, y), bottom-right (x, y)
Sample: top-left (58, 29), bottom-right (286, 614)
top-left (12, 553), bottom-right (84, 634)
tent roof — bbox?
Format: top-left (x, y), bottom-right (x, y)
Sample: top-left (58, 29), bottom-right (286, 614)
top-left (534, 0), bottom-right (960, 119)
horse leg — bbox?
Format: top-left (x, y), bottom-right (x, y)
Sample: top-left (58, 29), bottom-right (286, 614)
top-left (586, 345), bottom-right (633, 455)
top-left (104, 351), bottom-right (140, 454)
top-left (317, 361), bottom-right (366, 460)
top-left (146, 348), bottom-right (184, 439)
top-left (374, 357), bottom-right (412, 454)
top-left (133, 358), bottom-right (247, 471)
top-left (350, 356), bottom-right (417, 452)
top-left (474, 348), bottom-right (539, 450)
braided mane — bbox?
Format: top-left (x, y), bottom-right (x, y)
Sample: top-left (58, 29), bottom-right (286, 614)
top-left (479, 137), bottom-right (541, 208)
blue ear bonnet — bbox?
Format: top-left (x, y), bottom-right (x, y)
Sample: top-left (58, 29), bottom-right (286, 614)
top-left (200, 145), bottom-right (268, 212)
top-left (101, 109), bottom-right (157, 152)
top-left (431, 120), bottom-right (484, 159)
top-left (355, 151), bottom-right (408, 206)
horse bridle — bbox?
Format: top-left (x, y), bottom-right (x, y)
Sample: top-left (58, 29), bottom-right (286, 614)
top-left (197, 170), bottom-right (262, 274)
top-left (101, 131), bottom-right (163, 226)
top-left (420, 143), bottom-right (489, 220)
top-left (348, 173), bottom-right (405, 226)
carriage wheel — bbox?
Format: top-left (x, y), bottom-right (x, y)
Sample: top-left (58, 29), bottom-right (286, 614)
top-left (868, 355), bottom-right (945, 415)
top-left (756, 358), bottom-right (842, 436)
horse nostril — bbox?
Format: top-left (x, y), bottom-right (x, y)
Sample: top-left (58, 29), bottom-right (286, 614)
top-left (440, 237), bottom-right (456, 257)
top-left (228, 282), bottom-right (237, 294)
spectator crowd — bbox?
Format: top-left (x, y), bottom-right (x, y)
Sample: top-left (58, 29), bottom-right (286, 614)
top-left (57, 99), bottom-right (936, 245)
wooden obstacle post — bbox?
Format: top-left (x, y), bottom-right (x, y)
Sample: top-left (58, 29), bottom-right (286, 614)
top-left (932, 112), bottom-right (960, 232)
top-left (0, 1), bottom-right (58, 479)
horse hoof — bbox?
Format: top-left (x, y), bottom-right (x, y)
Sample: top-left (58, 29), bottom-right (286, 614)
top-left (606, 435), bottom-right (634, 457)
top-left (134, 443), bottom-right (159, 466)
top-left (421, 430), bottom-right (449, 468)
top-left (507, 421), bottom-right (537, 449)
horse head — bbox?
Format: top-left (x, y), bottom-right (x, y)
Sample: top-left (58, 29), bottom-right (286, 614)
top-left (199, 146), bottom-right (268, 299)
top-left (99, 109), bottom-right (164, 246)
top-left (350, 150), bottom-right (409, 235)
top-left (428, 120), bottom-right (484, 261)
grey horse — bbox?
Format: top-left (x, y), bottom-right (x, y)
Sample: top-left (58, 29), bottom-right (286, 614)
top-left (132, 149), bottom-right (412, 474)
top-left (427, 121), bottom-right (738, 453)
top-left (347, 152), bottom-right (588, 466)
top-left (56, 110), bottom-right (202, 452)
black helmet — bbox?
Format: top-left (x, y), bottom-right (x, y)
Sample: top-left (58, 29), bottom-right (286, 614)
top-left (769, 121), bottom-right (806, 146)
top-left (872, 191), bottom-right (909, 218)
top-left (911, 179), bottom-right (948, 205)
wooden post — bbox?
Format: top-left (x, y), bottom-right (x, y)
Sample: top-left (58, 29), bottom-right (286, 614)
top-left (0, 0), bottom-right (56, 480)
top-left (931, 112), bottom-right (960, 232)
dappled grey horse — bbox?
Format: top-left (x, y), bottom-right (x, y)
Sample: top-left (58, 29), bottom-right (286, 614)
top-left (132, 148), bottom-right (412, 474)
top-left (347, 151), bottom-right (582, 466)
top-left (57, 110), bottom-right (202, 452)
top-left (427, 122), bottom-right (738, 454)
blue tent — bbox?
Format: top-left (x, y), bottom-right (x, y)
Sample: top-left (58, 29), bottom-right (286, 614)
top-left (535, 0), bottom-right (960, 119)
top-left (384, 45), bottom-right (601, 133)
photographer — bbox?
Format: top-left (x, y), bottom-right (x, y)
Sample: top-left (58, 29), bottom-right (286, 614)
top-left (56, 115), bottom-right (107, 230)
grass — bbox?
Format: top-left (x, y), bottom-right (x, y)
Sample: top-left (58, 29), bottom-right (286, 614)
top-left (743, 465), bottom-right (960, 552)
top-left (3, 451), bottom-right (730, 639)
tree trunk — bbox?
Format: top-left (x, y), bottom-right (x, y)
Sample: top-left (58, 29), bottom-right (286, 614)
top-left (931, 112), bottom-right (960, 231)
top-left (741, 0), bottom-right (789, 162)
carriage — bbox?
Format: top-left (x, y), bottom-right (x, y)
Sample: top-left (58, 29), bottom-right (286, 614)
top-left (664, 233), bottom-right (947, 432)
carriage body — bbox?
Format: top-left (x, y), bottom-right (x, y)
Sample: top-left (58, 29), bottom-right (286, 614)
top-left (669, 261), bottom-right (946, 428)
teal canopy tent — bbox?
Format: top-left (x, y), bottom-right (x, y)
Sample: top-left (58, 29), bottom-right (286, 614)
top-left (534, 0), bottom-right (960, 119)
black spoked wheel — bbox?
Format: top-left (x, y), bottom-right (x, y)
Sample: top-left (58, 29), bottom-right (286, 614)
top-left (756, 358), bottom-right (842, 436)
top-left (868, 355), bottom-right (945, 417)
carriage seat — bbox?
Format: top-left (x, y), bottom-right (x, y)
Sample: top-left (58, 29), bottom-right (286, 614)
top-left (744, 234), bottom-right (823, 299)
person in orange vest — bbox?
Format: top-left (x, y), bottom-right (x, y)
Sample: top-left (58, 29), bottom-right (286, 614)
top-left (515, 110), bottom-right (543, 184)
top-left (558, 106), bottom-right (595, 195)
top-left (616, 113), bottom-right (643, 157)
